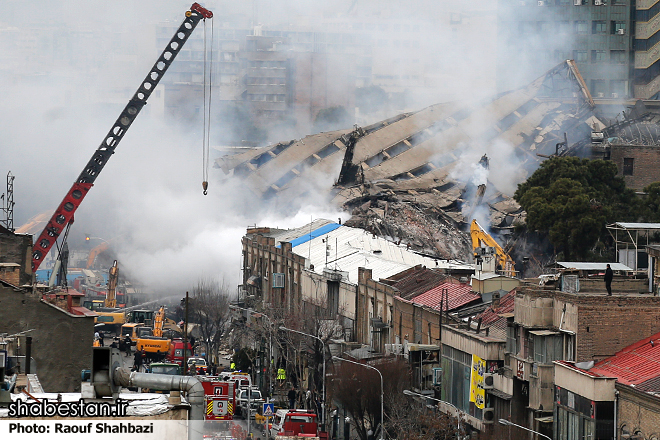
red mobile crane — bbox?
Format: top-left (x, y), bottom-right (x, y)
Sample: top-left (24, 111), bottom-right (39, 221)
top-left (31, 3), bottom-right (213, 272)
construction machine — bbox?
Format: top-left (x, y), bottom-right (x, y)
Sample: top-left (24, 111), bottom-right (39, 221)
top-left (86, 241), bottom-right (109, 269)
top-left (470, 219), bottom-right (516, 277)
top-left (30, 3), bottom-right (213, 272)
top-left (83, 260), bottom-right (125, 334)
top-left (135, 307), bottom-right (171, 361)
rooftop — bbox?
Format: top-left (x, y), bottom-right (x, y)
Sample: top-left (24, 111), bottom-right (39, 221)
top-left (411, 281), bottom-right (480, 312)
top-left (285, 221), bottom-right (472, 284)
top-left (589, 331), bottom-right (660, 387)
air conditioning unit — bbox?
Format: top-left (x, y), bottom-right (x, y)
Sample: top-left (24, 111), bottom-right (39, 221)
top-left (483, 408), bottom-right (495, 424)
top-left (574, 0), bottom-right (582, 4)
top-left (483, 373), bottom-right (495, 390)
top-left (385, 343), bottom-right (403, 355)
top-left (594, 0), bottom-right (603, 5)
top-left (597, 92), bottom-right (605, 98)
top-left (617, 28), bottom-right (626, 35)
top-left (611, 92), bottom-right (619, 98)
top-left (537, 0), bottom-right (544, 5)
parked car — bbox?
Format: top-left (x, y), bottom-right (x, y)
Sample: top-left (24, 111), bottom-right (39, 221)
top-left (235, 388), bottom-right (265, 419)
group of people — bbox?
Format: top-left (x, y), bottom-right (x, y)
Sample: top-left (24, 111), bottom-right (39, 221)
top-left (287, 386), bottom-right (322, 414)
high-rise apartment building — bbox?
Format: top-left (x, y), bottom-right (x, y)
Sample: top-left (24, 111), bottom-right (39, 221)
top-left (497, 0), bottom-right (660, 100)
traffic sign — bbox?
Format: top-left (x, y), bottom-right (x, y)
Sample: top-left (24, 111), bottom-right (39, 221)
top-left (263, 403), bottom-right (274, 417)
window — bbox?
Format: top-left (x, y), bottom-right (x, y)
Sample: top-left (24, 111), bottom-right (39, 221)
top-left (610, 50), bottom-right (626, 64)
top-left (506, 325), bottom-right (517, 354)
top-left (612, 21), bottom-right (626, 34)
top-left (533, 334), bottom-right (563, 364)
top-left (573, 50), bottom-right (588, 62)
top-left (575, 21), bottom-right (588, 34)
top-left (623, 158), bottom-right (634, 175)
top-left (591, 79), bottom-right (606, 96)
top-left (611, 80), bottom-right (627, 97)
top-left (564, 334), bottom-right (575, 361)
top-left (591, 50), bottom-right (606, 62)
top-left (592, 20), bottom-right (607, 34)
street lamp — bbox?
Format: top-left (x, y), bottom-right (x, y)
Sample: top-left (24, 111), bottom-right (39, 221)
top-left (333, 356), bottom-right (384, 440)
top-left (230, 305), bottom-right (274, 399)
top-left (403, 389), bottom-right (460, 432)
top-left (498, 419), bottom-right (551, 440)
top-left (280, 326), bottom-right (326, 427)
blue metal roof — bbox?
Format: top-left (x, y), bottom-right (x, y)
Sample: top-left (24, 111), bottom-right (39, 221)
top-left (289, 223), bottom-right (341, 248)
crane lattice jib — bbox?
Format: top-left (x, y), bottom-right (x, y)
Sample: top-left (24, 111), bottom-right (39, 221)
top-left (31, 3), bottom-right (213, 271)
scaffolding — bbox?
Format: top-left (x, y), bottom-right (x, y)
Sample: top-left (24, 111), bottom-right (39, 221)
top-left (606, 222), bottom-right (660, 271)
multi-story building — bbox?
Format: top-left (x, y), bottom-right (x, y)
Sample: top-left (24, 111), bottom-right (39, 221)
top-left (497, 0), bottom-right (637, 98)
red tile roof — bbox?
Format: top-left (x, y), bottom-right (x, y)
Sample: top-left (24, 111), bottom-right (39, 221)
top-left (589, 331), bottom-right (660, 386)
top-left (478, 289), bottom-right (516, 326)
top-left (70, 306), bottom-right (98, 317)
top-left (412, 282), bottom-right (480, 311)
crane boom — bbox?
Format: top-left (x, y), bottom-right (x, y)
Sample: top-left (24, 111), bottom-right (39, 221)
top-left (31, 3), bottom-right (213, 271)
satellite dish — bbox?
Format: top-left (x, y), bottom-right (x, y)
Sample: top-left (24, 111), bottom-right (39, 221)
top-left (575, 361), bottom-right (594, 370)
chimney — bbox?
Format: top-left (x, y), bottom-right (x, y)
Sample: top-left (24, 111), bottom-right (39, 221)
top-left (492, 292), bottom-right (501, 309)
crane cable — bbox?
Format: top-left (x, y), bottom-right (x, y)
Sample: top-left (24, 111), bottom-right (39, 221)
top-left (202, 17), bottom-right (214, 195)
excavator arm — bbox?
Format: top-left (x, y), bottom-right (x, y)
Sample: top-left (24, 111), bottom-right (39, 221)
top-left (106, 260), bottom-right (118, 309)
top-left (31, 3), bottom-right (213, 271)
top-left (470, 219), bottom-right (516, 277)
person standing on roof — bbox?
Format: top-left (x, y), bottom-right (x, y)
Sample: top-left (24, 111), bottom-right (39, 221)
top-left (605, 264), bottom-right (614, 296)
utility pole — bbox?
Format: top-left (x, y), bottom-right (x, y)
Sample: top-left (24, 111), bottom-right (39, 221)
top-left (184, 291), bottom-right (189, 375)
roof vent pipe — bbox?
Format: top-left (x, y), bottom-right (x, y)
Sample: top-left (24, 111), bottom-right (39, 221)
top-left (113, 368), bottom-right (204, 439)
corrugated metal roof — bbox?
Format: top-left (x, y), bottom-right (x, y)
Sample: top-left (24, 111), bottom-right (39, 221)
top-left (385, 266), bottom-right (448, 299)
top-left (612, 223), bottom-right (660, 230)
top-left (291, 224), bottom-right (472, 284)
top-left (556, 262), bottom-right (632, 271)
top-left (271, 219), bottom-right (335, 244)
top-left (290, 223), bottom-right (341, 248)
top-left (589, 331), bottom-right (660, 386)
top-left (529, 330), bottom-right (560, 336)
top-left (412, 282), bottom-right (480, 311)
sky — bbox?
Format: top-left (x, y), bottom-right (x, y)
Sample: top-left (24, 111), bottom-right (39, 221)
top-left (0, 0), bottom-right (565, 297)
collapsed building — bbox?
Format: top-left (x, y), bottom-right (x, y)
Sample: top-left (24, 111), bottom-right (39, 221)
top-left (218, 61), bottom-right (604, 265)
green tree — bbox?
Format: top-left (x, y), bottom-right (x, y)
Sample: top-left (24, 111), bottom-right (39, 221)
top-left (356, 85), bottom-right (389, 114)
top-left (232, 347), bottom-right (256, 372)
top-left (514, 157), bottom-right (637, 260)
top-left (640, 182), bottom-right (660, 221)
top-left (312, 106), bottom-right (352, 133)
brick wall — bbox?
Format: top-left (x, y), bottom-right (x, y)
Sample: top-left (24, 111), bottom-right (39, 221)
top-left (392, 296), bottom-right (442, 346)
top-left (576, 295), bottom-right (660, 362)
top-left (0, 266), bottom-right (20, 285)
top-left (0, 285), bottom-right (94, 392)
top-left (617, 383), bottom-right (660, 438)
top-left (0, 231), bottom-right (33, 285)
top-left (357, 268), bottom-right (398, 350)
top-left (242, 233), bottom-right (305, 311)
top-left (610, 145), bottom-right (660, 191)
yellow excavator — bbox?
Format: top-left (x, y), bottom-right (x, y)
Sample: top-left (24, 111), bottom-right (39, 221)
top-left (135, 306), bottom-right (171, 361)
top-left (87, 260), bottom-right (126, 335)
top-left (470, 219), bottom-right (516, 277)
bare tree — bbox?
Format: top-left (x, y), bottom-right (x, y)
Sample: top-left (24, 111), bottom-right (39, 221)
top-left (274, 299), bottom-right (343, 396)
top-left (331, 357), bottom-right (410, 440)
top-left (189, 279), bottom-right (231, 364)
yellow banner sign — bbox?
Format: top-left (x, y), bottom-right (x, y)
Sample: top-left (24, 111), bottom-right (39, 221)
top-left (469, 354), bottom-right (486, 409)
